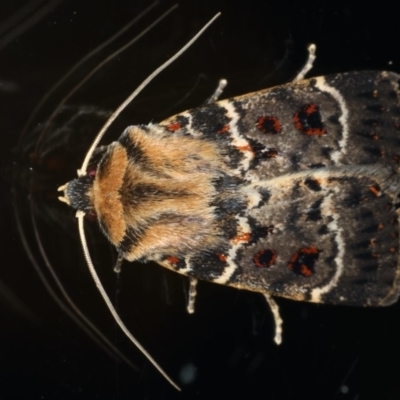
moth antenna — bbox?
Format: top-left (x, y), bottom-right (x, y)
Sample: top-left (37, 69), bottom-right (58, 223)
top-left (263, 294), bottom-right (283, 345)
top-left (293, 43), bottom-right (317, 82)
top-left (36, 2), bottom-right (178, 155)
top-left (78, 12), bottom-right (221, 176)
top-left (76, 211), bottom-right (181, 390)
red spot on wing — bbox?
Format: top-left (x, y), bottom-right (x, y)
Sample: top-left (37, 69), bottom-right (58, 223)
top-left (218, 254), bottom-right (227, 262)
top-left (254, 249), bottom-right (277, 268)
top-left (288, 246), bottom-right (320, 277)
top-left (300, 264), bottom-right (312, 277)
top-left (232, 232), bottom-right (251, 244)
top-left (256, 116), bottom-right (282, 134)
top-left (217, 124), bottom-right (230, 133)
top-left (166, 122), bottom-right (182, 132)
top-left (237, 145), bottom-right (252, 152)
top-left (166, 256), bottom-right (179, 264)
top-left (369, 184), bottom-right (381, 196)
top-left (293, 103), bottom-right (326, 136)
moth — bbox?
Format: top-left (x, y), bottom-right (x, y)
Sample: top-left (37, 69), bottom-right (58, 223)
top-left (60, 68), bottom-right (400, 305)
top-left (57, 16), bottom-right (400, 389)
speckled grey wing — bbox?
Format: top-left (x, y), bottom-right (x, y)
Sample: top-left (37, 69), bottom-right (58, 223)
top-left (233, 71), bottom-right (400, 173)
top-left (160, 71), bottom-right (400, 306)
top-left (237, 166), bottom-right (400, 306)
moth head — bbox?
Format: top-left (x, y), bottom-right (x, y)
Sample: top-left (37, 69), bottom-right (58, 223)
top-left (58, 175), bottom-right (94, 214)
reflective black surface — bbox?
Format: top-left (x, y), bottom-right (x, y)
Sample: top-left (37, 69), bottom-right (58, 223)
top-left (2, 0), bottom-right (400, 398)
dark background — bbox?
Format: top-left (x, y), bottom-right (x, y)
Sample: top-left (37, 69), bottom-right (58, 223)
top-left (2, 0), bottom-right (400, 399)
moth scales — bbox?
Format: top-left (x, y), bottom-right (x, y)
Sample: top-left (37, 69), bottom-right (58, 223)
top-left (57, 15), bottom-right (400, 389)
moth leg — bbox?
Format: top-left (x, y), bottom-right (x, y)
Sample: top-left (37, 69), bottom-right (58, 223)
top-left (204, 78), bottom-right (228, 104)
top-left (186, 278), bottom-right (198, 314)
top-left (293, 43), bottom-right (316, 82)
top-left (113, 253), bottom-right (124, 274)
top-left (263, 294), bottom-right (283, 345)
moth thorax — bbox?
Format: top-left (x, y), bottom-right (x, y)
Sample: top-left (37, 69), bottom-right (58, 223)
top-left (65, 175), bottom-right (94, 213)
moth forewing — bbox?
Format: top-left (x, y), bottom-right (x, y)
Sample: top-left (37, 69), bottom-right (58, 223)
top-left (144, 70), bottom-right (400, 307)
